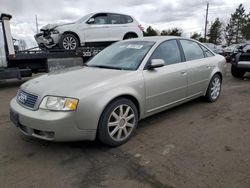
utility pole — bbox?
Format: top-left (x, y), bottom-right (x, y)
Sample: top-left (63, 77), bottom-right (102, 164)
top-left (35, 15), bottom-right (39, 33)
top-left (204, 2), bottom-right (209, 42)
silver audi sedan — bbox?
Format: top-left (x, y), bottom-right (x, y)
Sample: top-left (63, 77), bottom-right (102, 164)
top-left (10, 36), bottom-right (226, 146)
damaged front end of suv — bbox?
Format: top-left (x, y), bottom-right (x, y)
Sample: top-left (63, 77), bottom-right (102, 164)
top-left (34, 24), bottom-right (61, 49)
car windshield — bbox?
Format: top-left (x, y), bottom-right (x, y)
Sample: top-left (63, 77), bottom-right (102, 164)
top-left (225, 44), bottom-right (239, 50)
top-left (86, 41), bottom-right (155, 70)
top-left (76, 14), bottom-right (93, 23)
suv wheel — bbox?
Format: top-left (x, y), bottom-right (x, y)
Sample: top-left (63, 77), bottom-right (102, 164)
top-left (123, 33), bottom-right (138, 40)
top-left (59, 34), bottom-right (79, 50)
top-left (97, 98), bottom-right (138, 146)
top-left (205, 74), bottom-right (222, 102)
top-left (231, 65), bottom-right (245, 78)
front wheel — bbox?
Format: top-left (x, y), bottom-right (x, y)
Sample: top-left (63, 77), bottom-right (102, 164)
top-left (205, 74), bottom-right (222, 102)
top-left (97, 98), bottom-right (138, 147)
top-left (59, 34), bottom-right (79, 50)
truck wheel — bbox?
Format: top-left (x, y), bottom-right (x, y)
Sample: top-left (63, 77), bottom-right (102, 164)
top-left (123, 33), bottom-right (138, 40)
top-left (97, 98), bottom-right (138, 147)
top-left (59, 34), bottom-right (79, 50)
top-left (231, 66), bottom-right (245, 78)
top-left (205, 74), bottom-right (222, 102)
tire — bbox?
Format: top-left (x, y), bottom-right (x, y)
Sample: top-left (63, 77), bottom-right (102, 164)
top-left (123, 33), bottom-right (138, 40)
top-left (231, 65), bottom-right (245, 78)
top-left (205, 74), bottom-right (222, 102)
top-left (59, 34), bottom-right (79, 50)
top-left (97, 98), bottom-right (138, 147)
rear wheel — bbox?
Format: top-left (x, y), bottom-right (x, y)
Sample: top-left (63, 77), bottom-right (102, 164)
top-left (205, 74), bottom-right (222, 102)
top-left (97, 98), bottom-right (138, 146)
top-left (231, 65), bottom-right (245, 78)
top-left (123, 33), bottom-right (138, 40)
top-left (59, 34), bottom-right (79, 50)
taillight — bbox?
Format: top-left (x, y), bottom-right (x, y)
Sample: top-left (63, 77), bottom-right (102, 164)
top-left (138, 24), bottom-right (144, 32)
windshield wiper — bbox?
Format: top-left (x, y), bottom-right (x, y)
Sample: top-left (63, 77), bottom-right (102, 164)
top-left (87, 65), bottom-right (123, 70)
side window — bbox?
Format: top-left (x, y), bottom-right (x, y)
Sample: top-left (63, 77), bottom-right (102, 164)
top-left (150, 40), bottom-right (182, 65)
top-left (123, 15), bottom-right (133, 23)
top-left (200, 45), bottom-right (214, 57)
top-left (93, 14), bottom-right (108, 24)
top-left (110, 14), bottom-right (122, 24)
top-left (180, 40), bottom-right (205, 61)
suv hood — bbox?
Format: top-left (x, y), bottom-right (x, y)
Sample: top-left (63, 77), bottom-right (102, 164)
top-left (40, 22), bottom-right (75, 31)
top-left (21, 67), bottom-right (136, 99)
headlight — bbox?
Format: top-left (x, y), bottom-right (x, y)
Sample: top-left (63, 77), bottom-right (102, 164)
top-left (51, 30), bottom-right (59, 34)
top-left (40, 96), bottom-right (78, 111)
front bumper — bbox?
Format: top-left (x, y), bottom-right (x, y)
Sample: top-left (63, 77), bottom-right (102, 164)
top-left (34, 32), bottom-right (60, 49)
top-left (10, 98), bottom-right (96, 141)
top-left (237, 61), bottom-right (250, 69)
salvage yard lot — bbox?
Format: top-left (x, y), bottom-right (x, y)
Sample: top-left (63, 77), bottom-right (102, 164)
top-left (0, 65), bottom-right (250, 188)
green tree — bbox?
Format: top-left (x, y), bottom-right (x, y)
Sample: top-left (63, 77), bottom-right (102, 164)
top-left (225, 20), bottom-right (234, 45)
top-left (190, 32), bottom-right (202, 40)
top-left (144, 26), bottom-right (158, 36)
top-left (224, 4), bottom-right (248, 45)
top-left (161, 28), bottom-right (182, 36)
top-left (198, 38), bottom-right (206, 42)
top-left (242, 13), bottom-right (250, 40)
top-left (208, 18), bottom-right (223, 44)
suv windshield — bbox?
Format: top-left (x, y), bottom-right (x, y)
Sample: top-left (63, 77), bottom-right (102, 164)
top-left (76, 14), bottom-right (93, 23)
top-left (87, 41), bottom-right (155, 70)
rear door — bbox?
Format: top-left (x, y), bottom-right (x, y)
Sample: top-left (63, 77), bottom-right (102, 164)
top-left (105, 14), bottom-right (124, 41)
top-left (179, 40), bottom-right (214, 97)
top-left (143, 40), bottom-right (188, 113)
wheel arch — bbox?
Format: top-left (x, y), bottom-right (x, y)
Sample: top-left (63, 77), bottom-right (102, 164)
top-left (209, 67), bottom-right (223, 82)
top-left (214, 71), bottom-right (223, 81)
top-left (204, 70), bottom-right (223, 96)
top-left (123, 32), bottom-right (138, 39)
top-left (62, 31), bottom-right (80, 44)
top-left (102, 94), bottom-right (141, 120)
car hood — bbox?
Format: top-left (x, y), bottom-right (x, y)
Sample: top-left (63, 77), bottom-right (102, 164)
top-left (224, 48), bottom-right (233, 53)
top-left (40, 22), bottom-right (76, 31)
top-left (21, 66), bottom-right (136, 98)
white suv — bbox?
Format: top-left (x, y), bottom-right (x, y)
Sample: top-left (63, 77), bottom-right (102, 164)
top-left (35, 12), bottom-right (144, 50)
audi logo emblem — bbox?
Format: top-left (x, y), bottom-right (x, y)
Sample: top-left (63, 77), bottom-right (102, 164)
top-left (18, 93), bottom-right (27, 103)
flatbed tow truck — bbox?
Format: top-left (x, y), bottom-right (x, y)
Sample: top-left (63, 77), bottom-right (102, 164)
top-left (0, 13), bottom-right (108, 80)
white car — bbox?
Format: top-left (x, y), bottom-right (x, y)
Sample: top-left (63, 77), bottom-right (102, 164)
top-left (35, 12), bottom-right (144, 50)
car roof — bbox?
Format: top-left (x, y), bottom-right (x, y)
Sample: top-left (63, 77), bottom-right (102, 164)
top-left (121, 36), bottom-right (187, 43)
top-left (91, 12), bottom-right (133, 17)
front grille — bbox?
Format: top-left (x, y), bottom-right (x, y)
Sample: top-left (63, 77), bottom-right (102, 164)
top-left (17, 90), bottom-right (38, 109)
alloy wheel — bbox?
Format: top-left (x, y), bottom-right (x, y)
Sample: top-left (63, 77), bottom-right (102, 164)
top-left (210, 77), bottom-right (221, 100)
top-left (107, 105), bottom-right (136, 141)
top-left (62, 36), bottom-right (77, 50)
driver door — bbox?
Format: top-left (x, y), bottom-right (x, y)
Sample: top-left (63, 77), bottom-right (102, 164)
top-left (84, 13), bottom-right (109, 42)
top-left (143, 40), bottom-right (188, 114)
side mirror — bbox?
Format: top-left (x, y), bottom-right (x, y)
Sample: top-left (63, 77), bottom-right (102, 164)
top-left (149, 59), bottom-right (165, 69)
top-left (87, 18), bottom-right (95, 24)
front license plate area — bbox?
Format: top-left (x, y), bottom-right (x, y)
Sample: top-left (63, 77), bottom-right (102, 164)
top-left (10, 109), bottom-right (19, 127)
